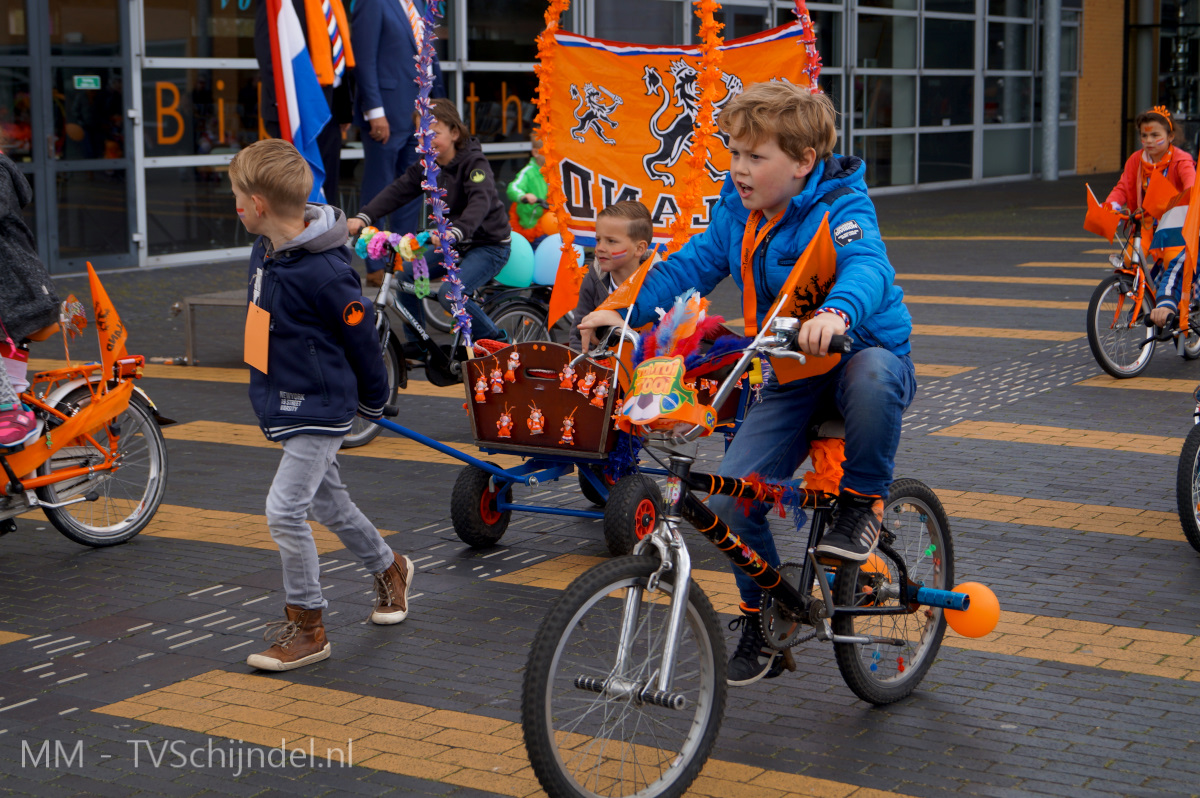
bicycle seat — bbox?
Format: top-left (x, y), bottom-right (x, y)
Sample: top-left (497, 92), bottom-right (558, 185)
top-left (808, 407), bottom-right (845, 440)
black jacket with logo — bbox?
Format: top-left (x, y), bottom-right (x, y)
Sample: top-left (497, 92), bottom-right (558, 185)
top-left (357, 137), bottom-right (511, 249)
top-left (247, 204), bottom-right (389, 441)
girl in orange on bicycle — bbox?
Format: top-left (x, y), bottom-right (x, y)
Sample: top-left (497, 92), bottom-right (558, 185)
top-left (1105, 106), bottom-right (1195, 214)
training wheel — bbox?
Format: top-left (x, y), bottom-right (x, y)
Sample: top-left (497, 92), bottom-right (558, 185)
top-left (602, 474), bottom-right (663, 557)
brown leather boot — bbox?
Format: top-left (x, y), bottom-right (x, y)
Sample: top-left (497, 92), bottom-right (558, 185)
top-left (246, 604), bottom-right (330, 671)
top-left (370, 553), bottom-right (414, 625)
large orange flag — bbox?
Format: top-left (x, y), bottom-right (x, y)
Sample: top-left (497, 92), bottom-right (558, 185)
top-left (763, 215), bottom-right (838, 384)
top-left (87, 262), bottom-right (127, 379)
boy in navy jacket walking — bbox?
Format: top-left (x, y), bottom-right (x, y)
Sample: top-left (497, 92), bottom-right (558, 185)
top-left (232, 139), bottom-right (415, 672)
top-left (579, 83), bottom-right (916, 686)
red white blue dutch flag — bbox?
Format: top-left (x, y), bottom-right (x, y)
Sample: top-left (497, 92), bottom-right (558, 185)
top-left (266, 0), bottom-right (331, 202)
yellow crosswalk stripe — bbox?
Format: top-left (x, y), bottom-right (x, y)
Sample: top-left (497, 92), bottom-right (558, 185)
top-left (98, 670), bottom-right (911, 798)
top-left (1017, 262), bottom-right (1109, 269)
top-left (897, 273), bottom-right (1096, 286)
top-left (932, 420), bottom-right (1182, 456)
top-left (495, 556), bottom-right (1200, 681)
top-left (1076, 375), bottom-right (1196, 393)
top-left (912, 325), bottom-right (1082, 341)
top-left (937, 490), bottom-right (1183, 542)
top-left (29, 359), bottom-right (464, 398)
top-left (0, 631), bottom-right (29, 645)
top-left (904, 295), bottom-right (1087, 310)
top-left (915, 364), bottom-right (975, 377)
top-left (162, 421), bottom-right (523, 468)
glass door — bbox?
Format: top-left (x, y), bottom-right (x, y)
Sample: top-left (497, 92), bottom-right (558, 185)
top-left (30, 0), bottom-right (137, 272)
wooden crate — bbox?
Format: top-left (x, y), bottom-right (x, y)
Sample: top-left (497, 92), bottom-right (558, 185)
top-left (465, 341), bottom-right (619, 460)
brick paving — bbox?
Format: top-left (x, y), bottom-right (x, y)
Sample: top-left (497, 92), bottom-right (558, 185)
top-left (4, 172), bottom-right (1200, 796)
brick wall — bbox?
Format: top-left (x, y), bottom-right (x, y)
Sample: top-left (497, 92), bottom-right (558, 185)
top-left (1076, 0), bottom-right (1126, 174)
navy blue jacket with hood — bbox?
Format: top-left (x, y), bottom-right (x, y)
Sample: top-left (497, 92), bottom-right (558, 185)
top-left (627, 155), bottom-right (912, 356)
top-left (247, 204), bottom-right (389, 441)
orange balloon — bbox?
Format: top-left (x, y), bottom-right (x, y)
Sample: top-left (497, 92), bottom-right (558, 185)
top-left (537, 210), bottom-right (559, 236)
top-left (945, 581), bottom-right (1000, 639)
top-left (861, 552), bottom-right (891, 580)
top-left (65, 122), bottom-right (85, 142)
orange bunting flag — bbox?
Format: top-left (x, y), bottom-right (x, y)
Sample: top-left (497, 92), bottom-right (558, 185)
top-left (1083, 184), bottom-right (1120, 243)
top-left (595, 255), bottom-right (657, 314)
top-left (763, 215), bottom-right (839, 384)
top-left (1143, 168), bottom-right (1180, 221)
top-left (1181, 182), bottom-right (1200, 335)
top-left (87, 262), bottom-right (127, 379)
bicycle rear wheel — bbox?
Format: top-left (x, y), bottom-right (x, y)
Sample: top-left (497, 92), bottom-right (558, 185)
top-left (523, 555), bottom-right (726, 798)
top-left (1086, 274), bottom-right (1155, 378)
top-left (491, 299), bottom-right (550, 344)
top-left (36, 387), bottom-right (168, 547)
top-left (831, 479), bottom-right (952, 705)
top-left (422, 295), bottom-right (455, 333)
top-left (1175, 423), bottom-right (1200, 552)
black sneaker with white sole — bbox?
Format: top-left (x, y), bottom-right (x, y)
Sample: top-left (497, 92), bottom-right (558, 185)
top-left (815, 491), bottom-right (884, 562)
top-left (727, 610), bottom-right (796, 686)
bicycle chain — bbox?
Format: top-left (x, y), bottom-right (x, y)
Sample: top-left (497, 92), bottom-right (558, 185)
top-left (760, 562), bottom-right (819, 651)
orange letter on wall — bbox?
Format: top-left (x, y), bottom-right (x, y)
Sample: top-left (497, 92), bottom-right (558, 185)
top-left (500, 82), bottom-right (522, 136)
top-left (155, 82), bottom-right (184, 146)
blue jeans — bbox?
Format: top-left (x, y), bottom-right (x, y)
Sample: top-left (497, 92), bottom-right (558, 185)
top-left (398, 243), bottom-right (511, 342)
top-left (709, 347), bottom-right (917, 609)
top-left (266, 434), bottom-right (395, 609)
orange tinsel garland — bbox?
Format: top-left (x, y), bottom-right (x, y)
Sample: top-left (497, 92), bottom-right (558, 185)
top-left (533, 0), bottom-right (584, 327)
top-left (664, 0), bottom-right (724, 256)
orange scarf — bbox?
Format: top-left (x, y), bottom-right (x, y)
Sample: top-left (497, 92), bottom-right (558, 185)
top-left (1137, 147), bottom-right (1173, 210)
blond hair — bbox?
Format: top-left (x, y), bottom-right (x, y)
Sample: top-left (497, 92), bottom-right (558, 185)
top-left (228, 138), bottom-right (311, 213)
top-left (597, 201), bottom-right (653, 247)
top-left (718, 82), bottom-right (838, 163)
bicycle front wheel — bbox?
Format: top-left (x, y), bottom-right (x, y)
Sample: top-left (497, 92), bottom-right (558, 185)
top-left (342, 337), bottom-right (402, 449)
top-left (1086, 274), bottom-right (1155, 378)
top-left (36, 387), bottom-right (168, 547)
top-left (523, 555), bottom-right (726, 798)
top-left (1175, 423), bottom-right (1200, 552)
top-left (491, 299), bottom-right (550, 344)
top-left (832, 478), bottom-right (953, 705)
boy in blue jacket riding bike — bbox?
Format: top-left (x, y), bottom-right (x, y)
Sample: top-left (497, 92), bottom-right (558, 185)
top-left (579, 81), bottom-right (916, 686)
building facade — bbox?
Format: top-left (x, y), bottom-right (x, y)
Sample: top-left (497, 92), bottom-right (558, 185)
top-left (0, 0), bottom-right (1143, 273)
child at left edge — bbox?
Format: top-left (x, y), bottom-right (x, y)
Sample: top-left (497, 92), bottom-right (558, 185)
top-left (232, 138), bottom-right (415, 672)
top-left (579, 82), bottom-right (916, 687)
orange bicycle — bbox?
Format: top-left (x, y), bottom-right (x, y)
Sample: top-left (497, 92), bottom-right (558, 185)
top-left (0, 285), bottom-right (170, 547)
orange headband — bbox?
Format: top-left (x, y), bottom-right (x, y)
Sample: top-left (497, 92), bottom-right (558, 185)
top-left (1150, 105), bottom-right (1174, 133)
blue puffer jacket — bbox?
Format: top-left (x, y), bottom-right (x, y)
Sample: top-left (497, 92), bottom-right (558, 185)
top-left (247, 204), bottom-right (389, 441)
top-left (628, 155), bottom-right (912, 355)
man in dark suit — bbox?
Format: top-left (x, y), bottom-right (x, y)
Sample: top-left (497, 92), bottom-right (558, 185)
top-left (351, 0), bottom-right (445, 285)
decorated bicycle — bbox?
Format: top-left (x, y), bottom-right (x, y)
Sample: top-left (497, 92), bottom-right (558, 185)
top-left (0, 265), bottom-right (171, 547)
top-left (1083, 175), bottom-right (1200, 378)
top-left (519, 271), bottom-right (1001, 798)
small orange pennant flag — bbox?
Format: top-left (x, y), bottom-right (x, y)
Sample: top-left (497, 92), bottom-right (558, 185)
top-left (596, 253), bottom-right (658, 313)
top-left (1180, 184), bottom-right (1200, 335)
top-left (87, 262), bottom-right (127, 379)
top-left (1143, 168), bottom-right (1179, 221)
top-left (764, 215), bottom-right (840, 384)
top-left (1083, 184), bottom-right (1120, 243)
top-left (547, 249), bottom-right (588, 328)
